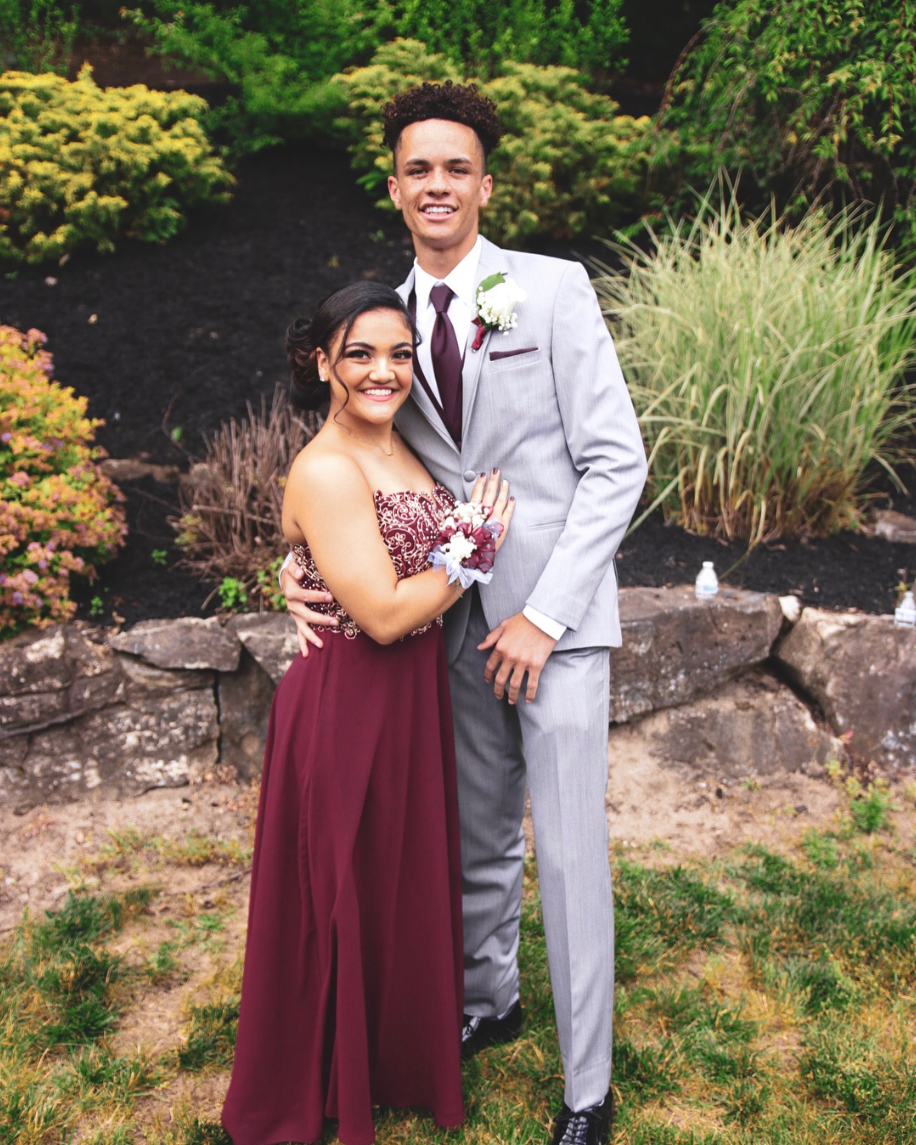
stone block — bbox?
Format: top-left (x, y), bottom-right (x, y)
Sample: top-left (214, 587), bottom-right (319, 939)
top-left (612, 586), bottom-right (783, 722)
top-left (117, 655), bottom-right (214, 696)
top-left (774, 608), bottom-right (916, 770)
top-left (218, 648), bottom-right (276, 779)
top-left (228, 613), bottom-right (299, 684)
top-left (614, 668), bottom-right (846, 778)
top-left (0, 626), bottom-right (124, 735)
top-left (874, 510), bottom-right (916, 544)
top-left (1, 689), bottom-right (219, 808)
top-left (108, 617), bottom-right (240, 672)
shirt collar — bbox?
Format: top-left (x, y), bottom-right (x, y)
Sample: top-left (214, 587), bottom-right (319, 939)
top-left (413, 236), bottom-right (482, 314)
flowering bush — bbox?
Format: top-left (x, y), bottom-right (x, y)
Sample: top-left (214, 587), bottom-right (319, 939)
top-left (0, 66), bottom-right (232, 265)
top-left (0, 325), bottom-right (127, 637)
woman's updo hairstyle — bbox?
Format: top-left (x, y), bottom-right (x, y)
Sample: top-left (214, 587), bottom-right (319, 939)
top-left (286, 282), bottom-right (417, 410)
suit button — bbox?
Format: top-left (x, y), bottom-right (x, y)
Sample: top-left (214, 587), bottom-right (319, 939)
top-left (463, 469), bottom-right (477, 483)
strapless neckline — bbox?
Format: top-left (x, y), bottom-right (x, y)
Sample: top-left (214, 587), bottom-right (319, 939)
top-left (373, 482), bottom-right (451, 504)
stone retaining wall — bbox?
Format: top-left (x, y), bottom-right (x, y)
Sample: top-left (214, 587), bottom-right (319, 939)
top-left (1, 589), bottom-right (913, 810)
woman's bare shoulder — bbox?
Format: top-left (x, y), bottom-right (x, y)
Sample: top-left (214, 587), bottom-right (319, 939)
top-left (287, 436), bottom-right (371, 501)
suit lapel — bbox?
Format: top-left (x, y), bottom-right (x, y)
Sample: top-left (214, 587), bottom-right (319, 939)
top-left (397, 271), bottom-right (456, 452)
top-left (461, 236), bottom-right (503, 434)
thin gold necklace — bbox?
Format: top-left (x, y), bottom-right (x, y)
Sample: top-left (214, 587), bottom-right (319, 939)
top-left (340, 426), bottom-right (396, 457)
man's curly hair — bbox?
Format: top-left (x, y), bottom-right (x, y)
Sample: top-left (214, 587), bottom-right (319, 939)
top-left (382, 81), bottom-right (504, 161)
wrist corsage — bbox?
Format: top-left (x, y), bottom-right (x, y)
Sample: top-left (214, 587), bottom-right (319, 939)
top-left (429, 501), bottom-right (504, 589)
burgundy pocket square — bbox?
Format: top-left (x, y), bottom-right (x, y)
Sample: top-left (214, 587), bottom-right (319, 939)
top-left (489, 346), bottom-right (539, 361)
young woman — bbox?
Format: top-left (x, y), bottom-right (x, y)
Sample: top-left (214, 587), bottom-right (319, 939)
top-left (221, 282), bottom-right (514, 1145)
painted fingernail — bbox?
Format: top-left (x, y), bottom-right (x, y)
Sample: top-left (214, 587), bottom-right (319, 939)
top-left (510, 496), bottom-right (516, 502)
top-left (479, 472), bottom-right (486, 479)
top-left (492, 467), bottom-right (499, 474)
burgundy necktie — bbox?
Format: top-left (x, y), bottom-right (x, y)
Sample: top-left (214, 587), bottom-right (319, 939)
top-left (430, 283), bottom-right (463, 444)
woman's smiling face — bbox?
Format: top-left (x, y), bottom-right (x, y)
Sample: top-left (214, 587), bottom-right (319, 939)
top-left (317, 307), bottom-right (415, 427)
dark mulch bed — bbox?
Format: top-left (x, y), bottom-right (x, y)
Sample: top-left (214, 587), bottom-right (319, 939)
top-left (2, 146), bottom-right (914, 626)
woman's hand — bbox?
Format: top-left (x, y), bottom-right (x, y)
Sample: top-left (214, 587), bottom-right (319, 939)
top-left (469, 468), bottom-right (515, 553)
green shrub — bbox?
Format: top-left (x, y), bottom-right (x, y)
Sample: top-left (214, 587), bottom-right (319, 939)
top-left (656, 0), bottom-right (916, 239)
top-left (125, 0), bottom-right (383, 154)
top-left (333, 40), bottom-right (655, 246)
top-left (0, 0), bottom-right (80, 74)
top-left (0, 324), bottom-right (126, 638)
top-left (383, 0), bottom-right (627, 79)
top-left (126, 1), bottom-right (627, 154)
top-left (0, 66), bottom-right (232, 265)
top-left (594, 188), bottom-right (916, 541)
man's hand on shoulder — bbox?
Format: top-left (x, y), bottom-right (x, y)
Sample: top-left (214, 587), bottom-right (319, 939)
top-left (281, 559), bottom-right (339, 657)
top-left (479, 612), bottom-right (557, 705)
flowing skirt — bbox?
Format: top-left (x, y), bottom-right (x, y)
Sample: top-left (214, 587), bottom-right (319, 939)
top-left (222, 624), bottom-right (464, 1145)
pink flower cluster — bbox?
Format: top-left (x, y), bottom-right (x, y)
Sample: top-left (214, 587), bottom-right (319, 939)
top-left (430, 500), bottom-right (504, 587)
top-left (1, 324), bottom-right (127, 637)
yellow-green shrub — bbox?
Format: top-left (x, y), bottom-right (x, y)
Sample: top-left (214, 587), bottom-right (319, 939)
top-left (333, 39), bottom-right (656, 246)
top-left (0, 66), bottom-right (233, 265)
top-left (0, 324), bottom-right (127, 637)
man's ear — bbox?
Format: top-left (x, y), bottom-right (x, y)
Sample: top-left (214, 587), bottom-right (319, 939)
top-left (388, 174), bottom-right (402, 210)
top-left (479, 173), bottom-right (493, 209)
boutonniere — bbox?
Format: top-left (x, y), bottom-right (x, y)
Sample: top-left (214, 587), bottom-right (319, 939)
top-left (471, 272), bottom-right (528, 351)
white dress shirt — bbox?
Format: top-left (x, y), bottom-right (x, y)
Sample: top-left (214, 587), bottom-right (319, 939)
top-left (412, 238), bottom-right (565, 644)
top-left (413, 236), bottom-right (481, 403)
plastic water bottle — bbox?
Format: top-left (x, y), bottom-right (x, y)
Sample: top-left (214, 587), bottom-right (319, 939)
top-left (895, 590), bottom-right (916, 628)
top-left (695, 561), bottom-right (719, 600)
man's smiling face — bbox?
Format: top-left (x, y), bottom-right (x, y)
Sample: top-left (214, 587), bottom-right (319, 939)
top-left (387, 118), bottom-right (493, 261)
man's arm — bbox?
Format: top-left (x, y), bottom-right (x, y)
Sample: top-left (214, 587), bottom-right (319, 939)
top-left (525, 260), bottom-right (647, 628)
top-left (480, 261), bottom-right (647, 703)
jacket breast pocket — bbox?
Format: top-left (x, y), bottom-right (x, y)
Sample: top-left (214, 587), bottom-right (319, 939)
top-left (488, 349), bottom-right (543, 372)
top-left (489, 346), bottom-right (539, 362)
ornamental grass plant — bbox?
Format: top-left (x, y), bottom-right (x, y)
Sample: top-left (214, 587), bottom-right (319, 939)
top-left (595, 190), bottom-right (916, 542)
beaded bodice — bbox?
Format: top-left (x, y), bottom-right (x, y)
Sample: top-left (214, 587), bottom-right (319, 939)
top-left (290, 483), bottom-right (457, 639)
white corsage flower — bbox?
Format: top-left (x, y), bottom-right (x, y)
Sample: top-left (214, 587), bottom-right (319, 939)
top-left (472, 272), bottom-right (528, 349)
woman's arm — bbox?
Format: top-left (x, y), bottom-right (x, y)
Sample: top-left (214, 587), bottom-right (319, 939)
top-left (283, 455), bottom-right (511, 645)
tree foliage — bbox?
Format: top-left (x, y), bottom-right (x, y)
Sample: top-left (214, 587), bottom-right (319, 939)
top-left (656, 0), bottom-right (916, 235)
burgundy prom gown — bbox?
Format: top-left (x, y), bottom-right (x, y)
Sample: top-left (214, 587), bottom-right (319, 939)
top-left (222, 484), bottom-right (464, 1145)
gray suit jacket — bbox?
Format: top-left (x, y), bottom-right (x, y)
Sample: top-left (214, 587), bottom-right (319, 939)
top-left (395, 236), bottom-right (647, 653)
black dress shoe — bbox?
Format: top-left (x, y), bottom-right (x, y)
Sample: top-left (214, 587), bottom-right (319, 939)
top-left (460, 999), bottom-right (524, 1058)
top-left (550, 1090), bottom-right (614, 1145)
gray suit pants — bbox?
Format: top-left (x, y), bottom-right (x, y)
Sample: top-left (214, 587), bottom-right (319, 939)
top-left (447, 591), bottom-right (614, 1111)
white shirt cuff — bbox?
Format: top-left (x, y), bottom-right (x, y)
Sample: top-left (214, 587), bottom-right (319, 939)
top-left (523, 605), bottom-right (566, 642)
top-left (278, 549), bottom-right (294, 589)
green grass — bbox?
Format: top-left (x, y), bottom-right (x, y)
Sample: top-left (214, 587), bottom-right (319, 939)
top-left (2, 819), bottom-right (916, 1144)
top-left (96, 826), bottom-right (252, 871)
top-left (594, 187), bottom-right (916, 543)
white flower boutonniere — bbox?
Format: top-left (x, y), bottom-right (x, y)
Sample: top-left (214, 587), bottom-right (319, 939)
top-left (471, 272), bottom-right (528, 350)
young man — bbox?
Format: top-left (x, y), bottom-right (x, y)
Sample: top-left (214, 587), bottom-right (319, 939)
top-left (283, 82), bottom-right (647, 1145)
